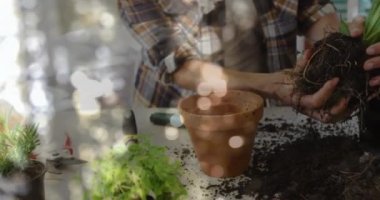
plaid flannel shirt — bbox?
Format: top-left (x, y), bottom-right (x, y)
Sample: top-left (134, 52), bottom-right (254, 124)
top-left (118, 0), bottom-right (335, 107)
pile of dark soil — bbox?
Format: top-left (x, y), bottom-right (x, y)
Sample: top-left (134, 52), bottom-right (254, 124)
top-left (295, 32), bottom-right (368, 109)
top-left (211, 134), bottom-right (380, 200)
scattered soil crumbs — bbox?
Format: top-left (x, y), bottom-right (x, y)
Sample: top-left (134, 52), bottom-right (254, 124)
top-left (211, 134), bottom-right (380, 200)
top-left (175, 117), bottom-right (378, 200)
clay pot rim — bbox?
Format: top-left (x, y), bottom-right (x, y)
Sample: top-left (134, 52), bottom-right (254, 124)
top-left (178, 90), bottom-right (264, 118)
top-left (3, 160), bottom-right (46, 181)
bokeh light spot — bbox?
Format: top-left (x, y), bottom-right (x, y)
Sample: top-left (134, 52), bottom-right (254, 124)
top-left (197, 82), bottom-right (212, 96)
top-left (229, 136), bottom-right (244, 149)
top-left (165, 127), bottom-right (179, 141)
top-left (210, 165), bottom-right (224, 178)
top-left (213, 80), bottom-right (227, 97)
top-left (170, 114), bottom-right (183, 128)
top-left (197, 97), bottom-right (211, 110)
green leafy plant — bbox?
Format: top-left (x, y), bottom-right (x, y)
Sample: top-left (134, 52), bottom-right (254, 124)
top-left (0, 116), bottom-right (40, 175)
top-left (88, 135), bottom-right (187, 200)
top-left (339, 19), bottom-right (350, 36)
top-left (339, 0), bottom-right (380, 46)
top-left (363, 0), bottom-right (380, 46)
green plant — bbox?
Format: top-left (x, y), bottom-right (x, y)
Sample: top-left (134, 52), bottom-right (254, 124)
top-left (0, 116), bottom-right (40, 175)
top-left (88, 135), bottom-right (187, 200)
top-left (339, 0), bottom-right (380, 46)
top-left (363, 0), bottom-right (380, 46)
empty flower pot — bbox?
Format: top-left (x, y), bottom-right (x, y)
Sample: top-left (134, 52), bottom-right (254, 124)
top-left (178, 90), bottom-right (264, 177)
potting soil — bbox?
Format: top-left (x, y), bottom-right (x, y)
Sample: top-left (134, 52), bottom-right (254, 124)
top-left (174, 117), bottom-right (380, 200)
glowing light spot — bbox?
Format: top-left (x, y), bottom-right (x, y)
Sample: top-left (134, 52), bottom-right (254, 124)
top-left (231, 0), bottom-right (256, 30)
top-left (73, 92), bottom-right (100, 116)
top-left (29, 81), bottom-right (50, 108)
top-left (0, 0), bottom-right (20, 35)
top-left (197, 30), bottom-right (221, 55)
top-left (32, 114), bottom-right (50, 133)
top-left (229, 136), bottom-right (244, 149)
top-left (99, 12), bottom-right (115, 28)
top-left (93, 127), bottom-right (109, 142)
top-left (71, 71), bottom-right (115, 116)
top-left (197, 82), bottom-right (212, 96)
top-left (0, 83), bottom-right (27, 115)
top-left (200, 66), bottom-right (224, 83)
top-left (170, 114), bottom-right (183, 128)
top-left (165, 127), bottom-right (179, 141)
top-left (0, 37), bottom-right (20, 67)
top-left (70, 71), bottom-right (87, 89)
top-left (213, 80), bottom-right (227, 97)
top-left (113, 142), bottom-right (127, 154)
top-left (179, 115), bottom-right (185, 124)
top-left (197, 97), bottom-right (212, 110)
top-left (210, 165), bottom-right (225, 178)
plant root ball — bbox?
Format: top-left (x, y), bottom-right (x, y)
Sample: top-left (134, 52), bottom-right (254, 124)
top-left (295, 32), bottom-right (368, 109)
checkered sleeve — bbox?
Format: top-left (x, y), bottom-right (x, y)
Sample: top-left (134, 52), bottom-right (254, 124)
top-left (297, 1), bottom-right (336, 34)
top-left (118, 0), bottom-right (200, 71)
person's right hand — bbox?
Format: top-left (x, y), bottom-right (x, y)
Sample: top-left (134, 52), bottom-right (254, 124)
top-left (349, 16), bottom-right (380, 92)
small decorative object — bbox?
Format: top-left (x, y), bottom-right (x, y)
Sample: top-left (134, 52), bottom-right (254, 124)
top-left (46, 133), bottom-right (87, 174)
top-left (86, 135), bottom-right (187, 200)
top-left (179, 90), bottom-right (264, 177)
top-left (0, 116), bottom-right (45, 200)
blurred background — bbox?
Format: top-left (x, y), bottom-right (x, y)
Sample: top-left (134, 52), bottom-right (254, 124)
top-left (0, 0), bottom-right (374, 164)
top-left (0, 1), bottom-right (143, 198)
top-left (0, 0), bottom-right (143, 147)
top-left (0, 0), bottom-right (374, 168)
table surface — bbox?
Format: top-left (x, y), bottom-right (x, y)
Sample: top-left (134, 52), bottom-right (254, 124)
top-left (133, 106), bottom-right (359, 200)
top-left (43, 106), bottom-right (359, 200)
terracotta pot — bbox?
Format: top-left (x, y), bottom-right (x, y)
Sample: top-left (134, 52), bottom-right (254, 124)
top-left (179, 90), bottom-right (264, 177)
top-left (0, 160), bottom-right (46, 200)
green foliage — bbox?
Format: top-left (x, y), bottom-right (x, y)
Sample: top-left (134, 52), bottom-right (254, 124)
top-left (0, 116), bottom-right (40, 175)
top-left (88, 135), bottom-right (187, 200)
top-left (338, 0), bottom-right (380, 46)
top-left (339, 19), bottom-right (350, 36)
top-left (363, 0), bottom-right (380, 45)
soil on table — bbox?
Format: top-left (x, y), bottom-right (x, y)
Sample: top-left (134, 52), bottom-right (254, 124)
top-left (208, 125), bottom-right (380, 200)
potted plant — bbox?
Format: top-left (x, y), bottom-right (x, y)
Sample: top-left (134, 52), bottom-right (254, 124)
top-left (86, 135), bottom-right (187, 200)
top-left (0, 116), bottom-right (45, 200)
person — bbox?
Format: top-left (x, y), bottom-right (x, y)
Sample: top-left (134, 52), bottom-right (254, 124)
top-left (117, 0), bottom-right (380, 123)
top-left (349, 15), bottom-right (380, 147)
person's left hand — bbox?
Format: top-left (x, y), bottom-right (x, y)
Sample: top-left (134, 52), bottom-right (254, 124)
top-left (349, 16), bottom-right (380, 88)
top-left (275, 50), bottom-right (350, 123)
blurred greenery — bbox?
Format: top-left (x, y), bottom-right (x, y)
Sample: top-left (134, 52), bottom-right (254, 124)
top-left (87, 135), bottom-right (187, 200)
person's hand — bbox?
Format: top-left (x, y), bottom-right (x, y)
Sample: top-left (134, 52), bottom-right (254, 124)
top-left (276, 50), bottom-right (350, 123)
top-left (349, 16), bottom-right (380, 88)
